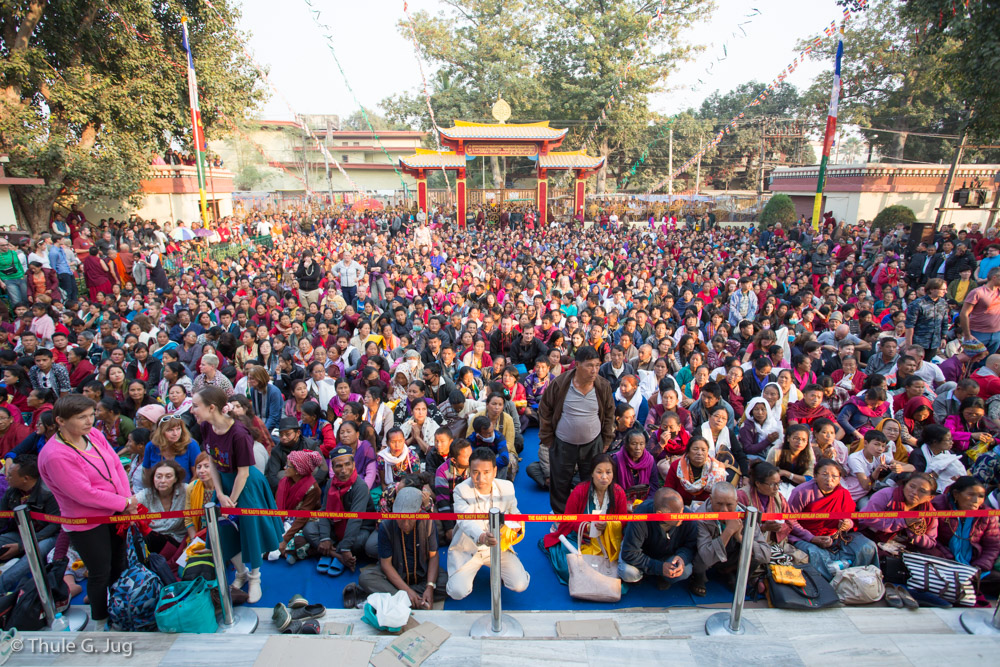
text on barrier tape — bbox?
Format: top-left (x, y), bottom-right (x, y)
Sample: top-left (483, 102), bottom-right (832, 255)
top-left (14, 507), bottom-right (1000, 526)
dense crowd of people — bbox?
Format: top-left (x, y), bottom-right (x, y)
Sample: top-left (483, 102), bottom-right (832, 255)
top-left (0, 201), bottom-right (999, 630)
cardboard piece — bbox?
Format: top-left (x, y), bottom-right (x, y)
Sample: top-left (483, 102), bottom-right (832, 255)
top-left (370, 622), bottom-right (452, 667)
top-left (322, 622), bottom-right (354, 635)
top-left (253, 636), bottom-right (374, 667)
top-left (555, 619), bottom-right (621, 639)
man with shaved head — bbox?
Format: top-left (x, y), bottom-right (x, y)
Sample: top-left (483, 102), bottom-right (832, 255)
top-left (690, 482), bottom-right (768, 597)
top-left (618, 487), bottom-right (697, 588)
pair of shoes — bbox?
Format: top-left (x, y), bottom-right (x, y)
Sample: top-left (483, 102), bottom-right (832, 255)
top-left (247, 571), bottom-right (262, 604)
top-left (342, 583), bottom-right (365, 609)
top-left (282, 619), bottom-right (321, 634)
top-left (317, 555), bottom-right (345, 575)
top-left (272, 603), bottom-right (327, 631)
top-left (233, 568), bottom-right (249, 589)
top-left (885, 584), bottom-right (918, 609)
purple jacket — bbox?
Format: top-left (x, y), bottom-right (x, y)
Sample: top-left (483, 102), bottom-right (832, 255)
top-left (738, 420), bottom-right (772, 456)
top-left (859, 487), bottom-right (938, 550)
top-left (925, 492), bottom-right (1000, 570)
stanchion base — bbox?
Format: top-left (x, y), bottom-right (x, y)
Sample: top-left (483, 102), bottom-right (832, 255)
top-left (41, 608), bottom-right (89, 632)
top-left (469, 613), bottom-right (524, 638)
top-left (215, 606), bottom-right (259, 634)
top-left (960, 610), bottom-right (1000, 635)
top-left (704, 611), bottom-right (762, 636)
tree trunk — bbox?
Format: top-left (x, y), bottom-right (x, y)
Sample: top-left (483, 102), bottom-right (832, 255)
top-left (596, 139), bottom-right (610, 194)
top-left (490, 156), bottom-right (502, 189)
top-left (10, 187), bottom-right (57, 236)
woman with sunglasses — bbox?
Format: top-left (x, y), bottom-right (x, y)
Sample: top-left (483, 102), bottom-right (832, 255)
top-left (144, 413), bottom-right (201, 482)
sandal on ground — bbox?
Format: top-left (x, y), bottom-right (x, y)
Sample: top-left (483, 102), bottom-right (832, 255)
top-left (289, 604), bottom-right (326, 621)
top-left (272, 603), bottom-right (293, 632)
top-left (316, 556), bottom-right (333, 573)
top-left (327, 557), bottom-right (346, 577)
top-left (688, 581), bottom-right (707, 597)
top-left (299, 619), bottom-right (321, 635)
top-left (288, 594), bottom-right (309, 609)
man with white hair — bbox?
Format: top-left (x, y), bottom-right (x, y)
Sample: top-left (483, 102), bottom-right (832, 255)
top-left (690, 482), bottom-right (768, 596)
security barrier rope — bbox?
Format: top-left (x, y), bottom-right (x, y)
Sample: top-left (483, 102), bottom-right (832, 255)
top-left (8, 507), bottom-right (1000, 526)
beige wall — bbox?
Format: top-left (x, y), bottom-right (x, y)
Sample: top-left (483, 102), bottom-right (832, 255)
top-left (81, 193), bottom-right (233, 226)
top-left (0, 186), bottom-right (18, 230)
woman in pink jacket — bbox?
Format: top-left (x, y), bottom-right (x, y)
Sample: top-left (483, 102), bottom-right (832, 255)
top-left (38, 395), bottom-right (137, 627)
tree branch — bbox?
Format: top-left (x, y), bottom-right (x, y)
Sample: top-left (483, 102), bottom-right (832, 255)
top-left (11, 0), bottom-right (47, 53)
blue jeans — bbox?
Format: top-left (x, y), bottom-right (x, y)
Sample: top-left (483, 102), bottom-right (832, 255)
top-left (796, 534), bottom-right (879, 581)
top-left (2, 278), bottom-right (27, 306)
top-left (618, 558), bottom-right (692, 584)
top-left (0, 533), bottom-right (56, 594)
top-left (972, 330), bottom-right (1000, 355)
top-left (57, 272), bottom-right (78, 302)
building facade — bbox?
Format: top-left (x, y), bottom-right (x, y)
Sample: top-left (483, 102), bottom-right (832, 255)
top-left (769, 163), bottom-right (1000, 229)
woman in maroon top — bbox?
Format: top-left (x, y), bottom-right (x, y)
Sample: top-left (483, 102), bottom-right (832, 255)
top-left (192, 386), bottom-right (281, 604)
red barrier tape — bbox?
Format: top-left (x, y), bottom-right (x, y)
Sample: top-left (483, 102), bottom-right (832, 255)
top-left (12, 507), bottom-right (1000, 526)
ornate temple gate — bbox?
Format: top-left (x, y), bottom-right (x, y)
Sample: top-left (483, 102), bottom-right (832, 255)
top-left (398, 101), bottom-right (604, 225)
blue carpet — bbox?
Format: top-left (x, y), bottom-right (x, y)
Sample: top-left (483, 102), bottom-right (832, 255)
top-left (72, 429), bottom-right (733, 611)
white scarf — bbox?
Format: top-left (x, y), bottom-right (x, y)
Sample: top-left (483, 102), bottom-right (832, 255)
top-left (614, 386), bottom-right (643, 415)
top-left (744, 396), bottom-right (784, 446)
top-left (920, 444), bottom-right (966, 492)
top-left (700, 421), bottom-right (731, 457)
top-left (377, 447), bottom-right (411, 486)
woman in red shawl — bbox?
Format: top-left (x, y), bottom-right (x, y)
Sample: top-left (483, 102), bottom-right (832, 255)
top-left (787, 458), bottom-right (879, 581)
top-left (901, 395), bottom-right (935, 445)
top-left (276, 450), bottom-right (324, 563)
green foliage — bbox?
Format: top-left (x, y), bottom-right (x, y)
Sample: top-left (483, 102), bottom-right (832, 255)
top-left (871, 204), bottom-right (916, 231)
top-left (0, 1), bottom-right (264, 233)
top-left (759, 194), bottom-right (797, 226)
top-left (799, 0), bottom-right (998, 164)
top-left (384, 0), bottom-right (712, 192)
top-left (902, 0), bottom-right (1000, 143)
top-left (234, 164), bottom-right (272, 192)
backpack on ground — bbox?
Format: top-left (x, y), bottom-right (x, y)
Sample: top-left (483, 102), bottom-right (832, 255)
top-left (108, 526), bottom-right (164, 631)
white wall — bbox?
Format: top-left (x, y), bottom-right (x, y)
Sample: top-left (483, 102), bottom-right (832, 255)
top-left (81, 193), bottom-right (233, 225)
top-left (0, 186), bottom-right (18, 230)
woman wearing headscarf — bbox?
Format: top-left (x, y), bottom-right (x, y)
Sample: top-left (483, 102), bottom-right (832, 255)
top-left (275, 449), bottom-right (324, 564)
top-left (612, 430), bottom-right (659, 505)
top-left (739, 397), bottom-right (783, 461)
top-left (900, 395), bottom-right (935, 446)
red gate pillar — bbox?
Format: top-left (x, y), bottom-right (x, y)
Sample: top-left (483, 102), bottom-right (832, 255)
top-left (456, 168), bottom-right (467, 228)
top-left (537, 166), bottom-right (548, 227)
top-left (416, 170), bottom-right (428, 213)
top-left (574, 172), bottom-right (586, 220)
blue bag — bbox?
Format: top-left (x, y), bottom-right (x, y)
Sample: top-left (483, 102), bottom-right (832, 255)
top-left (155, 577), bottom-right (218, 633)
top-left (108, 526), bottom-right (163, 631)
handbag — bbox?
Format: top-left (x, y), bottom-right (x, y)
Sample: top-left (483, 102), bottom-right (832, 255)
top-left (902, 551), bottom-right (978, 606)
top-left (765, 564), bottom-right (840, 610)
top-left (108, 525), bottom-right (163, 631)
top-left (564, 523), bottom-right (621, 603)
top-left (832, 565), bottom-right (885, 605)
top-left (155, 577), bottom-right (218, 633)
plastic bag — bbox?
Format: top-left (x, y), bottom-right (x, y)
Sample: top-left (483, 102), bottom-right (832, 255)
top-left (832, 565), bottom-right (885, 605)
top-left (362, 591), bottom-right (411, 632)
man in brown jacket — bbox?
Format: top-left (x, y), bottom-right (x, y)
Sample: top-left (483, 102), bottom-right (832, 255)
top-left (538, 346), bottom-right (616, 513)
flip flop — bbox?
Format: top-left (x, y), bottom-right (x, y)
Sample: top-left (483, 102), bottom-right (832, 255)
top-left (299, 619), bottom-right (321, 635)
top-left (316, 556), bottom-right (333, 574)
top-left (327, 558), bottom-right (345, 577)
top-left (884, 585), bottom-right (904, 608)
top-left (342, 583), bottom-right (359, 609)
top-left (289, 604), bottom-right (327, 621)
top-left (272, 603), bottom-right (293, 632)
top-left (288, 594), bottom-right (309, 609)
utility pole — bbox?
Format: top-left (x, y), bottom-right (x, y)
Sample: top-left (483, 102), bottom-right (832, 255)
top-left (668, 128), bottom-right (673, 198)
top-left (695, 137), bottom-right (703, 195)
top-left (934, 124), bottom-right (969, 231)
top-left (325, 118), bottom-right (333, 204)
top-left (758, 117), bottom-right (766, 197)
top-left (301, 122), bottom-right (310, 200)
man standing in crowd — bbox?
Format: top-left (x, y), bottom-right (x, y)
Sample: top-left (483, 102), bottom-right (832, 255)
top-left (538, 346), bottom-right (615, 513)
top-left (960, 266), bottom-right (1000, 353)
top-left (905, 278), bottom-right (950, 359)
top-left (332, 249), bottom-right (365, 305)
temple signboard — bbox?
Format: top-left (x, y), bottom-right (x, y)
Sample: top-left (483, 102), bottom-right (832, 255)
top-left (465, 142), bottom-right (539, 157)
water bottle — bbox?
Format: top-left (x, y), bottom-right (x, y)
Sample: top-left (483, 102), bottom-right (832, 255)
top-left (827, 560), bottom-right (850, 577)
top-left (50, 612), bottom-right (70, 631)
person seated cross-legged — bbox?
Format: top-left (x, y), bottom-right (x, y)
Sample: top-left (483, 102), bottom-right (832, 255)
top-left (446, 447), bottom-right (529, 600)
top-left (357, 487), bottom-right (448, 609)
top-left (618, 487), bottom-right (696, 589)
top-left (690, 482), bottom-right (768, 596)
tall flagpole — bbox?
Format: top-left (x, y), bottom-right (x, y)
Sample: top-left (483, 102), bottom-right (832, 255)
top-left (181, 16), bottom-right (211, 228)
top-left (812, 38), bottom-right (843, 231)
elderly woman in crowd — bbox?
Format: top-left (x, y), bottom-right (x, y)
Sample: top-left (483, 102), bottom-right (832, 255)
top-left (659, 436), bottom-right (727, 506)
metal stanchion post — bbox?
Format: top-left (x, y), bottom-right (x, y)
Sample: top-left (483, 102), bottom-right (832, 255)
top-left (14, 505), bottom-right (88, 631)
top-left (205, 502), bottom-right (258, 634)
top-left (960, 595), bottom-right (1000, 634)
top-left (705, 506), bottom-right (762, 636)
top-left (469, 508), bottom-right (524, 638)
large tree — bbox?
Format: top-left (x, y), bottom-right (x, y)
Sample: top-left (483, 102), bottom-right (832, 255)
top-left (384, 0), bottom-right (711, 192)
top-left (0, 1), bottom-right (263, 234)
top-left (797, 0), bottom-right (968, 163)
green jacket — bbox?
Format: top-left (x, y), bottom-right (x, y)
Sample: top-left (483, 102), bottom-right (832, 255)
top-left (0, 250), bottom-right (24, 280)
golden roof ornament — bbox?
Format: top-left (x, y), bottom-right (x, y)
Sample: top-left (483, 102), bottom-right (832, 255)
top-left (491, 96), bottom-right (511, 124)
